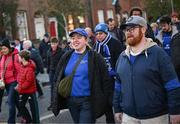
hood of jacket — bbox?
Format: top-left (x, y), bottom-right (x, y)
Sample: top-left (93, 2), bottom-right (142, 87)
top-left (156, 26), bottom-right (178, 43)
top-left (124, 38), bottom-right (157, 58)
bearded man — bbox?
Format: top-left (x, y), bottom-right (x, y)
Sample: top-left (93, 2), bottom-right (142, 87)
top-left (113, 16), bottom-right (180, 124)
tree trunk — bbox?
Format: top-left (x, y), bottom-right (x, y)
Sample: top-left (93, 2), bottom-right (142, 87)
top-left (10, 12), bottom-right (17, 39)
top-left (0, 12), bottom-right (6, 39)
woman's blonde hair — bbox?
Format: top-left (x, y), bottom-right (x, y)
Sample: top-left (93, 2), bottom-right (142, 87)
top-left (150, 22), bottom-right (158, 28)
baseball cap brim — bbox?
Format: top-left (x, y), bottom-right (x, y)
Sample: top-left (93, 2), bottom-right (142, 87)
top-left (120, 23), bottom-right (139, 30)
top-left (69, 31), bottom-right (79, 37)
top-left (69, 28), bottom-right (88, 37)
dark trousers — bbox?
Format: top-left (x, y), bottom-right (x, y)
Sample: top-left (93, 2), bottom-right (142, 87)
top-left (105, 105), bottom-right (115, 123)
top-left (5, 81), bottom-right (19, 123)
top-left (49, 70), bottom-right (55, 105)
top-left (0, 89), bottom-right (4, 112)
top-left (0, 88), bottom-right (20, 114)
top-left (104, 76), bottom-right (115, 124)
top-left (67, 97), bottom-right (95, 124)
top-left (36, 79), bottom-right (43, 96)
top-left (19, 93), bottom-right (40, 123)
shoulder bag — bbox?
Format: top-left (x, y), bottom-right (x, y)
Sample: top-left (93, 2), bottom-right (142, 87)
top-left (58, 50), bottom-right (87, 98)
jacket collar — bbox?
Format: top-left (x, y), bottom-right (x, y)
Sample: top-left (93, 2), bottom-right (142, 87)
top-left (122, 38), bottom-right (157, 58)
top-left (156, 26), bottom-right (178, 43)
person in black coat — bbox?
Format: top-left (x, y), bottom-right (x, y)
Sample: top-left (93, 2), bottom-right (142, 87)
top-left (39, 33), bottom-right (51, 68)
top-left (171, 32), bottom-right (180, 80)
top-left (94, 23), bottom-right (124, 124)
top-left (47, 37), bottom-right (64, 110)
top-left (106, 18), bottom-right (126, 48)
top-left (52, 28), bottom-right (113, 123)
top-left (23, 40), bottom-right (44, 98)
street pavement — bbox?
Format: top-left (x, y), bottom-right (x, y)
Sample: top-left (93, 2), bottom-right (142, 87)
top-left (0, 72), bottom-right (107, 123)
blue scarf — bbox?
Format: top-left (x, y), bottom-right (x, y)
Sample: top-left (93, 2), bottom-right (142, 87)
top-left (94, 33), bottom-right (115, 76)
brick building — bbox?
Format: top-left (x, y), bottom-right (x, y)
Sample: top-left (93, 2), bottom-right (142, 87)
top-left (16, 0), bottom-right (58, 41)
top-left (84, 0), bottom-right (143, 28)
top-left (14, 0), bottom-right (143, 41)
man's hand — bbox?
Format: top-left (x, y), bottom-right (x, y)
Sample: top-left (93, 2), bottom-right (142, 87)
top-left (14, 85), bottom-right (18, 91)
top-left (115, 113), bottom-right (123, 123)
top-left (170, 115), bottom-right (180, 124)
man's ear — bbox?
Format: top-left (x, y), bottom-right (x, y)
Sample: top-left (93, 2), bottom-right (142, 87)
top-left (141, 27), bottom-right (147, 34)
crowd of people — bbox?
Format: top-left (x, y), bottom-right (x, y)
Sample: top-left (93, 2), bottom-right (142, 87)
top-left (0, 6), bottom-right (180, 124)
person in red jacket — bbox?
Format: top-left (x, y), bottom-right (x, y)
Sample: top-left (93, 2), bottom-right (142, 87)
top-left (15, 50), bottom-right (40, 123)
top-left (0, 47), bottom-right (3, 112)
top-left (0, 39), bottom-right (19, 123)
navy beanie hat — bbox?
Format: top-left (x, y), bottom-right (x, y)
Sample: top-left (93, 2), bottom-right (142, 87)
top-left (0, 39), bottom-right (11, 48)
top-left (94, 23), bottom-right (109, 34)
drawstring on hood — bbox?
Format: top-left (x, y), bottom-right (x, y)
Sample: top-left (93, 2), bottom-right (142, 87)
top-left (125, 38), bottom-right (157, 59)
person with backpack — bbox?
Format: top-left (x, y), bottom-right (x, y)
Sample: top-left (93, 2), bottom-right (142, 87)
top-left (0, 39), bottom-right (19, 123)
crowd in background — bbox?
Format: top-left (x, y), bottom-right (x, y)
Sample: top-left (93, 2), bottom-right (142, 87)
top-left (0, 6), bottom-right (180, 124)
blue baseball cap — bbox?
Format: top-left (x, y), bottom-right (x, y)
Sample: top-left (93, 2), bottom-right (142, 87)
top-left (69, 28), bottom-right (88, 38)
top-left (94, 23), bottom-right (108, 34)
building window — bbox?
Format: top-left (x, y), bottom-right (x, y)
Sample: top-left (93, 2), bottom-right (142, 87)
top-left (77, 16), bottom-right (85, 23)
top-left (16, 11), bottom-right (29, 40)
top-left (97, 10), bottom-right (104, 23)
top-left (34, 13), bottom-right (46, 40)
top-left (68, 15), bottom-right (74, 31)
top-left (107, 10), bottom-right (114, 19)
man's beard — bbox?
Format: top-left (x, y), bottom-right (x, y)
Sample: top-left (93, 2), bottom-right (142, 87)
top-left (126, 29), bottom-right (143, 46)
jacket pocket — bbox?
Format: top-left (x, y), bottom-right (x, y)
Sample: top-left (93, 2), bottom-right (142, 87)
top-left (146, 90), bottom-right (166, 108)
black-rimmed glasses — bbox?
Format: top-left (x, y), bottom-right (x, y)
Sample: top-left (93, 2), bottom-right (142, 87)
top-left (124, 26), bottom-right (141, 33)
